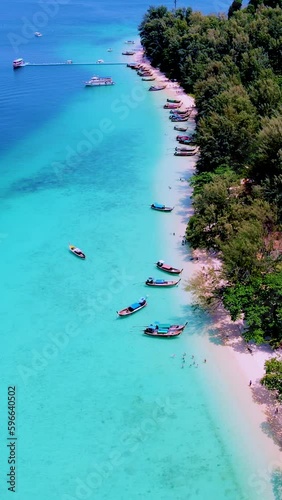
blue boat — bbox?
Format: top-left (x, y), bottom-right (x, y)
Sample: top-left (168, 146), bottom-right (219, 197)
top-left (151, 203), bottom-right (174, 212)
top-left (117, 297), bottom-right (147, 316)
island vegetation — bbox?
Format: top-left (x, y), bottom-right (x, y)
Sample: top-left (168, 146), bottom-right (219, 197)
top-left (139, 2), bottom-right (282, 350)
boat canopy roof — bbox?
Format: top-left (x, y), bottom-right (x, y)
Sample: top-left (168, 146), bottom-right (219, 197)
top-left (155, 280), bottom-right (165, 284)
top-left (130, 302), bottom-right (142, 310)
top-left (153, 203), bottom-right (165, 209)
top-left (14, 58), bottom-right (23, 62)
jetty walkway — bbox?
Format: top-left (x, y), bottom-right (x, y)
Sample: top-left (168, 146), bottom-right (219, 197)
top-left (25, 62), bottom-right (128, 67)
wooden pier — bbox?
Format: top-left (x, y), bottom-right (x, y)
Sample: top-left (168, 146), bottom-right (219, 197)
top-left (25, 61), bottom-right (128, 67)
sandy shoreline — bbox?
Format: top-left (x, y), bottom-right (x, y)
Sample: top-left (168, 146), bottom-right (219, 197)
top-left (132, 49), bottom-right (282, 496)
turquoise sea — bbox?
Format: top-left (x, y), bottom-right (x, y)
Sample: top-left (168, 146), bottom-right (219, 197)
top-left (0, 1), bottom-right (279, 499)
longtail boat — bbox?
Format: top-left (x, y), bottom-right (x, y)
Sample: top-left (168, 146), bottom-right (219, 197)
top-left (156, 260), bottom-right (183, 274)
top-left (175, 146), bottom-right (197, 152)
top-left (145, 277), bottom-right (181, 287)
top-left (163, 103), bottom-right (182, 109)
top-left (122, 51), bottom-right (135, 55)
top-left (178, 139), bottom-right (196, 145)
top-left (170, 108), bottom-right (191, 115)
top-left (127, 63), bottom-right (140, 69)
top-left (151, 203), bottom-right (174, 212)
top-left (174, 148), bottom-right (199, 156)
top-left (144, 321), bottom-right (188, 337)
top-left (174, 125), bottom-right (188, 131)
top-left (142, 77), bottom-right (155, 81)
top-left (149, 85), bottom-right (166, 91)
top-left (170, 116), bottom-right (189, 122)
top-left (117, 297), bottom-right (147, 317)
top-left (176, 135), bottom-right (192, 141)
top-left (167, 98), bottom-right (182, 103)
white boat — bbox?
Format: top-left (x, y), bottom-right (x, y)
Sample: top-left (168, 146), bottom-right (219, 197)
top-left (34, 32), bottom-right (42, 37)
top-left (13, 58), bottom-right (25, 68)
top-left (85, 76), bottom-right (114, 87)
top-left (107, 48), bottom-right (113, 52)
top-left (125, 40), bottom-right (135, 44)
top-left (96, 59), bottom-right (104, 63)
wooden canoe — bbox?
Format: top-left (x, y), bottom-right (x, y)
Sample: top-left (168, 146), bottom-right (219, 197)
top-left (117, 298), bottom-right (147, 317)
top-left (144, 322), bottom-right (188, 337)
top-left (145, 278), bottom-right (181, 287)
top-left (156, 260), bottom-right (183, 274)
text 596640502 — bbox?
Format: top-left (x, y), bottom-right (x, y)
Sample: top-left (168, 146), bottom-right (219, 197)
top-left (7, 386), bottom-right (16, 493)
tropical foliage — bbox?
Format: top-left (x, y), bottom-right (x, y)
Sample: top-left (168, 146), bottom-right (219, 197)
top-left (139, 2), bottom-right (282, 346)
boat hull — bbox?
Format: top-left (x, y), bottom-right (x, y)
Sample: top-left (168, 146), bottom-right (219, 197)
top-left (151, 204), bottom-right (173, 212)
top-left (69, 245), bottom-right (86, 259)
top-left (117, 302), bottom-right (147, 316)
top-left (145, 279), bottom-right (181, 287)
top-left (156, 262), bottom-right (182, 274)
top-left (144, 323), bottom-right (187, 337)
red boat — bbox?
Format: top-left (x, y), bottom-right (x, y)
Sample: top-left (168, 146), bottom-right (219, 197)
top-left (156, 260), bottom-right (183, 274)
top-left (176, 135), bottom-right (192, 141)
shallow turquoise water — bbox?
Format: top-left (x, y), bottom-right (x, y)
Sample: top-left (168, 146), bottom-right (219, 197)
top-left (0, 1), bottom-right (278, 499)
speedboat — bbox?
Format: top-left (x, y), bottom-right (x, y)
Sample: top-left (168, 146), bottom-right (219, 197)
top-left (117, 297), bottom-right (147, 316)
top-left (13, 58), bottom-right (25, 68)
top-left (34, 32), bottom-right (42, 37)
top-left (96, 59), bottom-right (104, 63)
top-left (69, 244), bottom-right (86, 259)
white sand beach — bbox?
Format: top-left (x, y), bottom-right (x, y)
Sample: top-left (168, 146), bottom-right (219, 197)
top-left (133, 49), bottom-right (282, 498)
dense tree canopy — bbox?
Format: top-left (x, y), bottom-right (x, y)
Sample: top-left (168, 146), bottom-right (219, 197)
top-left (139, 1), bottom-right (282, 346)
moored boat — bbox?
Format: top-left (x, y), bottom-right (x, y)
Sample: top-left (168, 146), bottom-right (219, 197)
top-left (149, 85), bottom-right (166, 91)
top-left (127, 62), bottom-right (140, 69)
top-left (151, 203), bottom-right (174, 212)
top-left (145, 277), bottom-right (181, 287)
top-left (170, 108), bottom-right (191, 115)
top-left (34, 31), bottom-right (42, 37)
top-left (142, 77), bottom-right (155, 81)
top-left (117, 297), bottom-right (147, 317)
top-left (176, 135), bottom-right (192, 141)
top-left (13, 58), bottom-right (25, 68)
top-left (169, 116), bottom-right (190, 122)
top-left (174, 148), bottom-right (199, 156)
top-left (156, 260), bottom-right (183, 274)
top-left (167, 98), bottom-right (182, 103)
top-left (164, 103), bottom-right (182, 109)
top-left (125, 40), bottom-right (135, 44)
top-left (122, 51), bottom-right (135, 55)
top-left (175, 146), bottom-right (197, 152)
top-left (144, 322), bottom-right (188, 337)
top-left (174, 125), bottom-right (188, 132)
top-left (69, 244), bottom-right (86, 259)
